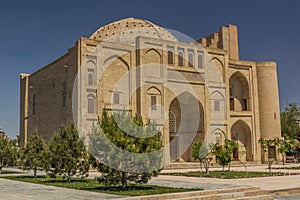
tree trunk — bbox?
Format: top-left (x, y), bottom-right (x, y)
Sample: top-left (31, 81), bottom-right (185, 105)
top-left (121, 172), bottom-right (127, 189)
top-left (199, 161), bottom-right (202, 172)
top-left (68, 171), bottom-right (71, 182)
top-left (205, 160), bottom-right (209, 176)
top-left (282, 153), bottom-right (285, 169)
top-left (0, 159), bottom-right (3, 174)
top-left (34, 168), bottom-right (37, 177)
top-left (268, 161), bottom-right (272, 173)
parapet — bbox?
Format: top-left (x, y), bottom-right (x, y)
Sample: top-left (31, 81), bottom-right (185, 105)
top-left (198, 24), bottom-right (239, 60)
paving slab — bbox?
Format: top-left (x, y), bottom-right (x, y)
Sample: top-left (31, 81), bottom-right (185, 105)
top-left (0, 178), bottom-right (125, 200)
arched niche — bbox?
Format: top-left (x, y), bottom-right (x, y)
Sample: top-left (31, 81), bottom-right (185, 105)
top-left (229, 72), bottom-right (250, 111)
top-left (168, 92), bottom-right (204, 162)
top-left (231, 120), bottom-right (252, 162)
top-left (209, 57), bottom-right (224, 82)
top-left (99, 56), bottom-right (130, 108)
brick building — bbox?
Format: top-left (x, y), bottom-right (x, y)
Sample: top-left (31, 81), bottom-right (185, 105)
top-left (20, 18), bottom-right (281, 163)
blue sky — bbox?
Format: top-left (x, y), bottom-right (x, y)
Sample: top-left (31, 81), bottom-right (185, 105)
top-left (0, 1), bottom-right (299, 138)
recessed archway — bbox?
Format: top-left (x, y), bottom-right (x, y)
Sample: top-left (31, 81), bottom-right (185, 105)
top-left (229, 72), bottom-right (250, 111)
top-left (169, 92), bottom-right (204, 162)
top-left (231, 120), bottom-right (252, 162)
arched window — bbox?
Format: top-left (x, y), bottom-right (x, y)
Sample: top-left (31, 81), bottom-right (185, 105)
top-left (33, 94), bottom-right (36, 115)
top-left (178, 52), bottom-right (184, 66)
top-left (88, 95), bottom-right (95, 113)
top-left (169, 111), bottom-right (176, 133)
top-left (198, 54), bottom-right (203, 68)
top-left (188, 53), bottom-right (194, 67)
top-left (167, 50), bottom-right (174, 65)
top-left (88, 73), bottom-right (93, 86)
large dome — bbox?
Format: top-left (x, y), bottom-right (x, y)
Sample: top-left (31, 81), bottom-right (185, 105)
top-left (89, 17), bottom-right (178, 44)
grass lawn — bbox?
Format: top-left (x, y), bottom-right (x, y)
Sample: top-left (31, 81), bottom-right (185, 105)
top-left (161, 171), bottom-right (300, 179)
top-left (272, 166), bottom-right (300, 170)
top-left (1, 176), bottom-right (199, 196)
top-left (0, 170), bottom-right (23, 174)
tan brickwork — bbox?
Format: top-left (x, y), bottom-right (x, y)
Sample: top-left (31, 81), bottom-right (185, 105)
top-left (19, 18), bottom-right (281, 163)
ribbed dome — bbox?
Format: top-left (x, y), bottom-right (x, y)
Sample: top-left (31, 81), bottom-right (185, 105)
top-left (90, 17), bottom-right (178, 44)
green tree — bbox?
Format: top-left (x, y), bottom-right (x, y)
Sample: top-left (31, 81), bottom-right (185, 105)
top-left (192, 141), bottom-right (204, 172)
top-left (275, 136), bottom-right (296, 169)
top-left (20, 133), bottom-right (49, 177)
top-left (259, 138), bottom-right (276, 173)
top-left (0, 136), bottom-right (17, 172)
top-left (192, 141), bottom-right (214, 176)
top-left (48, 124), bottom-right (90, 182)
top-left (11, 135), bottom-right (20, 149)
top-left (281, 102), bottom-right (300, 139)
top-left (213, 139), bottom-right (238, 171)
top-left (89, 111), bottom-right (163, 189)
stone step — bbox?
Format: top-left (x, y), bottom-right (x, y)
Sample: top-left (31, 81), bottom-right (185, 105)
top-left (227, 194), bottom-right (274, 200)
top-left (165, 162), bottom-right (260, 170)
top-left (122, 187), bottom-right (261, 200)
top-left (174, 190), bottom-right (270, 200)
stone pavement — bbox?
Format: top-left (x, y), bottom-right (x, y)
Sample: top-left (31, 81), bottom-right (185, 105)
top-left (1, 163), bottom-right (300, 199)
top-left (0, 178), bottom-right (125, 200)
top-left (157, 163), bottom-right (300, 191)
top-left (149, 174), bottom-right (300, 191)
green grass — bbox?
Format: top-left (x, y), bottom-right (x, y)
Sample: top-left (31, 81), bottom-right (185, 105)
top-left (0, 170), bottom-right (23, 174)
top-left (161, 171), bottom-right (300, 179)
top-left (1, 176), bottom-right (199, 196)
top-left (272, 166), bottom-right (300, 170)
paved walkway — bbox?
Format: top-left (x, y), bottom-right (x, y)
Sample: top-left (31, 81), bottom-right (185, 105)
top-left (0, 178), bottom-right (125, 200)
top-left (1, 163), bottom-right (300, 199)
top-left (153, 163), bottom-right (300, 191)
top-left (150, 174), bottom-right (300, 191)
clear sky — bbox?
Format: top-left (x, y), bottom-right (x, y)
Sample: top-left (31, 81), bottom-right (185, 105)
top-left (0, 0), bottom-right (299, 138)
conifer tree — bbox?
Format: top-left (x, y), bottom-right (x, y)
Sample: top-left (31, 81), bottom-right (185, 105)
top-left (48, 124), bottom-right (90, 181)
top-left (0, 136), bottom-right (17, 173)
top-left (89, 111), bottom-right (163, 189)
top-left (20, 133), bottom-right (48, 177)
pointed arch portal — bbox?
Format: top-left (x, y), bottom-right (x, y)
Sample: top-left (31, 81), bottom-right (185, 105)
top-left (231, 120), bottom-right (252, 162)
top-left (169, 92), bottom-right (204, 162)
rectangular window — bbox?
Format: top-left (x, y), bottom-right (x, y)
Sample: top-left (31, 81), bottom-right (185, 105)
top-left (151, 96), bottom-right (157, 110)
top-left (88, 98), bottom-right (95, 113)
top-left (214, 100), bottom-right (220, 111)
top-left (229, 86), bottom-right (234, 97)
top-left (113, 92), bottom-right (120, 104)
top-left (230, 97), bottom-right (234, 111)
top-left (242, 98), bottom-right (247, 111)
top-left (188, 53), bottom-right (194, 67)
top-left (268, 146), bottom-right (276, 159)
top-left (169, 112), bottom-right (176, 133)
